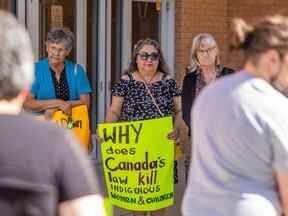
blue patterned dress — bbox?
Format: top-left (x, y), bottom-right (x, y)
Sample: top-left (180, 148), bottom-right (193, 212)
top-left (112, 73), bottom-right (181, 121)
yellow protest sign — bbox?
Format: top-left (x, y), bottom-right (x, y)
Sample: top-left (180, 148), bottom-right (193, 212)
top-left (52, 105), bottom-right (91, 151)
top-left (98, 117), bottom-right (174, 211)
top-left (32, 105), bottom-right (91, 151)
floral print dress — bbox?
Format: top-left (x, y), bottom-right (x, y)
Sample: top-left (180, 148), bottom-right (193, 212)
top-left (112, 73), bottom-right (181, 122)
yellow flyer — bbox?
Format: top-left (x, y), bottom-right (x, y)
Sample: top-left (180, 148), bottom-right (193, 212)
top-left (98, 117), bottom-right (174, 211)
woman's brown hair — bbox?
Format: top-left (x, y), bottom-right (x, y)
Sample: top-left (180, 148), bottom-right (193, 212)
top-left (124, 38), bottom-right (169, 75)
top-left (230, 15), bottom-right (288, 59)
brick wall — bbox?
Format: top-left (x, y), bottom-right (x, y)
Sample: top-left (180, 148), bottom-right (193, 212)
top-left (227, 0), bottom-right (288, 70)
top-left (175, 0), bottom-right (288, 84)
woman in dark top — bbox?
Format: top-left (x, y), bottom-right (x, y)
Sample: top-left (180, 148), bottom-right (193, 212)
top-left (181, 33), bottom-right (234, 181)
top-left (106, 38), bottom-right (182, 216)
top-left (182, 33), bottom-right (234, 134)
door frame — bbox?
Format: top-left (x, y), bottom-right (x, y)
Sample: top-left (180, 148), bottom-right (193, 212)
top-left (17, 0), bottom-right (87, 67)
top-left (122, 0), bottom-right (175, 74)
top-left (97, 0), bottom-right (111, 123)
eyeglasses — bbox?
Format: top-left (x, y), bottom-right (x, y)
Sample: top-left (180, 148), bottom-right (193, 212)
top-left (197, 47), bottom-right (216, 55)
top-left (49, 46), bottom-right (67, 55)
top-left (137, 52), bottom-right (159, 61)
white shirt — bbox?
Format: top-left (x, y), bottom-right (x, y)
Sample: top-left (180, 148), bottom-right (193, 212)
top-left (182, 71), bottom-right (288, 216)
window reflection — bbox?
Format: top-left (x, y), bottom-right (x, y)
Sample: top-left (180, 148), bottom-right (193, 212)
top-left (39, 0), bottom-right (75, 61)
top-left (0, 0), bottom-right (12, 12)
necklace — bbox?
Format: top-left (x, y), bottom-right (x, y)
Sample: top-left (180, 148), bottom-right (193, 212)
top-left (137, 71), bottom-right (158, 84)
top-left (204, 72), bottom-right (216, 83)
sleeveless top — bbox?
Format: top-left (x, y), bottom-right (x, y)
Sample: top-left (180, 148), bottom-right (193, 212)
top-left (112, 73), bottom-right (181, 121)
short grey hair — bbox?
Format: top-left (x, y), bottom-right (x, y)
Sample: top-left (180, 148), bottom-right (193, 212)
top-left (0, 10), bottom-right (34, 100)
top-left (46, 27), bottom-right (75, 51)
top-left (188, 33), bottom-right (220, 72)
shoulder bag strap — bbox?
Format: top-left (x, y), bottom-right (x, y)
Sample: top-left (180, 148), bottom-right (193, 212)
top-left (143, 81), bottom-right (164, 117)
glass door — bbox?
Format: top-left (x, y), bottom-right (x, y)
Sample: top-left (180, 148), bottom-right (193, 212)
top-left (0, 0), bottom-right (15, 12)
top-left (39, 0), bottom-right (76, 61)
top-left (132, 1), bottom-right (160, 46)
top-left (121, 0), bottom-right (175, 75)
top-left (21, 0), bottom-right (88, 68)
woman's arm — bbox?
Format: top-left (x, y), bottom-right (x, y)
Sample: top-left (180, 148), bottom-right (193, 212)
top-left (59, 194), bottom-right (106, 216)
top-left (167, 96), bottom-right (182, 141)
top-left (172, 96), bottom-right (183, 141)
top-left (24, 92), bottom-right (90, 114)
top-left (174, 96), bottom-right (182, 124)
top-left (105, 96), bottom-right (124, 123)
top-left (181, 74), bottom-right (195, 129)
top-left (23, 92), bottom-right (67, 112)
top-left (59, 94), bottom-right (90, 115)
top-left (68, 94), bottom-right (90, 109)
top-left (276, 171), bottom-right (288, 215)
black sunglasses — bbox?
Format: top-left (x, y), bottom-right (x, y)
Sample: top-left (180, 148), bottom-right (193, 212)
top-left (137, 52), bottom-right (159, 61)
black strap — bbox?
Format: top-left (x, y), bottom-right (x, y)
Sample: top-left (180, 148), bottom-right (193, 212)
top-left (127, 73), bottom-right (134, 80)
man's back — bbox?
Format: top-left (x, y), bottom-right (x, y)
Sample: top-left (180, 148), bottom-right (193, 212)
top-left (0, 113), bottom-right (99, 216)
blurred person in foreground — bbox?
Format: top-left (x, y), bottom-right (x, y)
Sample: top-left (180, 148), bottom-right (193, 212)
top-left (182, 15), bottom-right (288, 216)
top-left (0, 10), bottom-right (106, 216)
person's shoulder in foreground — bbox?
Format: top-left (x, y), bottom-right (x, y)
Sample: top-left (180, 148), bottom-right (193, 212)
top-left (0, 112), bottom-right (106, 215)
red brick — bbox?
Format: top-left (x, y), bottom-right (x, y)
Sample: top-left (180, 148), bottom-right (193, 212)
top-left (175, 0), bottom-right (288, 80)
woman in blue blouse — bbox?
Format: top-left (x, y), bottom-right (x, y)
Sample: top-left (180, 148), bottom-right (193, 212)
top-left (24, 27), bottom-right (91, 118)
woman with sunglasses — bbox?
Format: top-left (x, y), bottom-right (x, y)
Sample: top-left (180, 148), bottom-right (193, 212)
top-left (105, 38), bottom-right (182, 216)
top-left (181, 33), bottom-right (234, 156)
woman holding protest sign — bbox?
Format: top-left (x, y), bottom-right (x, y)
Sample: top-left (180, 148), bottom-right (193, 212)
top-left (105, 38), bottom-right (182, 216)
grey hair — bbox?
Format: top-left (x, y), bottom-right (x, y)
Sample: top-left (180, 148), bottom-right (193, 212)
top-left (0, 10), bottom-right (34, 100)
top-left (46, 27), bottom-right (75, 51)
top-left (188, 33), bottom-right (220, 72)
